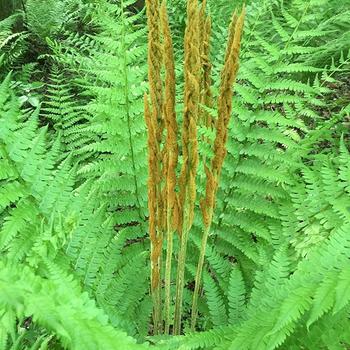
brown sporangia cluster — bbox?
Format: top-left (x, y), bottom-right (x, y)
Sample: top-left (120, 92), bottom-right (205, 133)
top-left (144, 0), bottom-right (245, 335)
top-left (160, 1), bottom-right (179, 235)
top-left (198, 0), bottom-right (213, 128)
top-left (201, 8), bottom-right (245, 228)
top-left (173, 0), bottom-right (203, 335)
top-left (144, 0), bottom-right (165, 334)
top-left (192, 7), bottom-right (245, 330)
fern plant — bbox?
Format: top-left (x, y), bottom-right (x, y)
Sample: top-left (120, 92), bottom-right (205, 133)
top-left (73, 0), bottom-right (148, 218)
top-left (0, 13), bottom-right (29, 73)
top-left (0, 73), bottom-right (77, 265)
top-left (40, 66), bottom-right (92, 162)
top-left (198, 0), bottom-right (340, 280)
top-left (152, 0), bottom-right (349, 340)
top-left (0, 261), bottom-right (150, 350)
top-left (42, 0), bottom-right (152, 339)
top-left (0, 72), bottom-right (151, 350)
top-left (1, 0), bottom-right (349, 348)
top-left (163, 139), bottom-right (350, 349)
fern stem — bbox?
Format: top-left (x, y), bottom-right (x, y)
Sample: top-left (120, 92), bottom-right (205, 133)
top-left (173, 0), bottom-right (201, 335)
top-left (164, 209), bottom-right (174, 335)
top-left (151, 243), bottom-right (162, 334)
top-left (191, 7), bottom-right (245, 331)
top-left (161, 1), bottom-right (178, 335)
top-left (190, 213), bottom-right (212, 330)
top-left (320, 56), bottom-right (350, 88)
top-left (145, 0), bottom-right (165, 334)
top-left (240, 0), bottom-right (266, 57)
top-left (173, 193), bottom-right (191, 335)
top-left (283, 0), bottom-right (311, 52)
top-left (144, 92), bottom-right (163, 335)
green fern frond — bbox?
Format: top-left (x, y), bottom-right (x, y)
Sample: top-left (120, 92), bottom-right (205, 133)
top-left (0, 262), bottom-right (148, 350)
top-left (227, 265), bottom-right (246, 326)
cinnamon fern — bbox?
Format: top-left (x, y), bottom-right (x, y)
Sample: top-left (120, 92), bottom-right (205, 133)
top-left (0, 0), bottom-right (349, 349)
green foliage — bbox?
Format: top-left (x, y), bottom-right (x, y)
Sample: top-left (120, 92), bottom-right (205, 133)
top-left (286, 140), bottom-right (350, 256)
top-left (0, 0), bottom-right (349, 349)
top-left (44, 0), bottom-right (152, 339)
top-left (50, 0), bottom-right (148, 214)
top-left (0, 0), bottom-right (91, 80)
top-left (0, 67), bottom-right (150, 349)
top-left (25, 0), bottom-right (81, 43)
top-left (0, 74), bottom-right (75, 264)
top-left (0, 13), bottom-right (29, 71)
top-left (0, 262), bottom-right (148, 350)
top-left (227, 265), bottom-right (246, 325)
top-left (41, 66), bottom-right (91, 161)
top-left (165, 196), bottom-right (350, 348)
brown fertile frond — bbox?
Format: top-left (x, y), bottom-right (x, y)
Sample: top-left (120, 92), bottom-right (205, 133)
top-left (144, 93), bottom-right (157, 243)
top-left (212, 6), bottom-right (245, 179)
top-left (145, 0), bottom-right (165, 236)
top-left (201, 16), bottom-right (213, 128)
top-left (191, 7), bottom-right (245, 331)
top-left (198, 0), bottom-right (207, 65)
top-left (144, 0), bottom-right (165, 325)
top-left (161, 1), bottom-right (178, 230)
top-left (178, 0), bottom-right (201, 229)
top-left (224, 9), bottom-right (238, 64)
top-left (161, 3), bottom-right (179, 334)
top-left (200, 164), bottom-right (217, 227)
top-left (174, 1), bottom-right (202, 334)
top-left (197, 0), bottom-right (213, 128)
top-left (151, 238), bottom-right (163, 290)
top-left (144, 0), bottom-right (245, 335)
top-left (145, 0), bottom-right (164, 143)
top-left (145, 93), bottom-right (161, 291)
top-left (200, 7), bottom-right (245, 227)
top-left (160, 149), bottom-right (168, 231)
